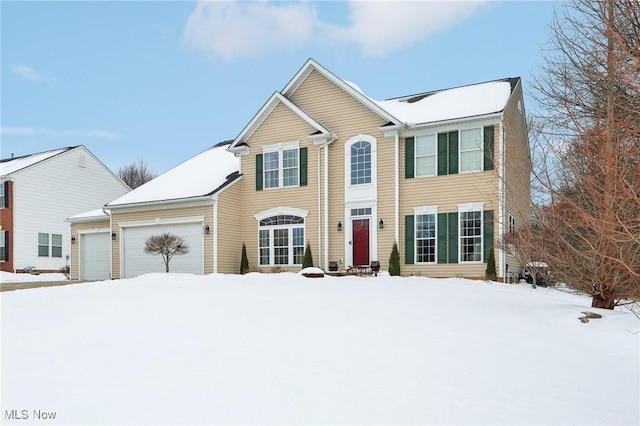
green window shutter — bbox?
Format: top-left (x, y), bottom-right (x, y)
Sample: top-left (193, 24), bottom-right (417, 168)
top-left (437, 133), bottom-right (448, 175)
top-left (447, 212), bottom-right (458, 263)
top-left (483, 210), bottom-right (494, 263)
top-left (448, 130), bottom-right (458, 175)
top-left (299, 147), bottom-right (308, 186)
top-left (255, 153), bottom-right (263, 191)
top-left (405, 137), bottom-right (415, 179)
top-left (405, 215), bottom-right (415, 264)
top-left (437, 213), bottom-right (448, 264)
top-left (484, 126), bottom-right (495, 171)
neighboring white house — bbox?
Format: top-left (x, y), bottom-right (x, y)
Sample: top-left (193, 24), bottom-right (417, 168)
top-left (0, 146), bottom-right (130, 273)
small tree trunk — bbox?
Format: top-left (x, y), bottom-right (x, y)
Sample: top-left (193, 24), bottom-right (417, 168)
top-left (591, 290), bottom-right (615, 309)
top-left (165, 261), bottom-right (170, 273)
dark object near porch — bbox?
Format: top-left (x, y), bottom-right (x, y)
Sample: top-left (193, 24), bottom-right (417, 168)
top-left (328, 261), bottom-right (338, 272)
top-left (370, 260), bottom-right (380, 276)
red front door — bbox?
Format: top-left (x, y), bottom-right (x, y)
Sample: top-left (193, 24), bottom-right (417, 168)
top-left (352, 219), bottom-right (370, 266)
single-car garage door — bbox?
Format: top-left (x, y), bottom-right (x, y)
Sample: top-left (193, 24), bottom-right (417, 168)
top-left (121, 222), bottom-right (203, 278)
top-left (80, 232), bottom-right (110, 281)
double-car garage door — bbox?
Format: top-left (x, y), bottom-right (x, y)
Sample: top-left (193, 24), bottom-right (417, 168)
top-left (121, 222), bottom-right (203, 278)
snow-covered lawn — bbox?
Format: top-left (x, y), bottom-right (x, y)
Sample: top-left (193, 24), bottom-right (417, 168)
top-left (0, 271), bottom-right (68, 284)
top-left (2, 272), bottom-right (638, 425)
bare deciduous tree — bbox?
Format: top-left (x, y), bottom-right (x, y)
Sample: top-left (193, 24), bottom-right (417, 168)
top-left (118, 160), bottom-right (156, 189)
top-left (514, 0), bottom-right (640, 309)
top-left (143, 233), bottom-right (190, 273)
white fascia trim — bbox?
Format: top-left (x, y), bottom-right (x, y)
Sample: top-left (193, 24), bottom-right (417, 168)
top-left (308, 132), bottom-right (338, 145)
top-left (254, 206), bottom-right (309, 221)
top-left (262, 140), bottom-right (300, 153)
top-left (402, 113), bottom-right (503, 136)
top-left (229, 92), bottom-right (328, 150)
top-left (77, 228), bottom-right (110, 234)
top-left (413, 205), bottom-right (439, 215)
top-left (118, 216), bottom-right (205, 228)
top-left (107, 196), bottom-right (213, 211)
top-left (457, 202), bottom-right (485, 212)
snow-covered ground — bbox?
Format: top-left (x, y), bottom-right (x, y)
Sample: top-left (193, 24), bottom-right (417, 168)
top-left (0, 271), bottom-right (68, 284)
top-left (2, 272), bottom-right (638, 425)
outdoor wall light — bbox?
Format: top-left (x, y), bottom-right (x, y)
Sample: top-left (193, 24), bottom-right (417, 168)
top-left (203, 224), bottom-right (210, 235)
top-left (337, 221), bottom-right (343, 232)
top-left (379, 218), bottom-right (384, 229)
top-left (111, 231), bottom-right (117, 240)
top-left (71, 236), bottom-right (76, 244)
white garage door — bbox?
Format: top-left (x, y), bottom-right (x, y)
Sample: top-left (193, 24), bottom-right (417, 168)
top-left (122, 222), bottom-right (203, 278)
top-left (80, 232), bottom-right (110, 281)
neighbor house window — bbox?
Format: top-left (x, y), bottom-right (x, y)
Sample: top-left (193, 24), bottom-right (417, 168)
top-left (0, 183), bottom-right (5, 209)
top-left (38, 233), bottom-right (49, 257)
top-left (459, 128), bottom-right (483, 172)
top-left (263, 147), bottom-right (299, 189)
top-left (415, 134), bottom-right (436, 177)
top-left (258, 215), bottom-right (305, 266)
top-left (52, 234), bottom-right (62, 258)
top-left (0, 230), bottom-right (6, 261)
top-left (460, 210), bottom-right (483, 262)
top-left (416, 213), bottom-right (436, 263)
top-left (351, 141), bottom-right (371, 185)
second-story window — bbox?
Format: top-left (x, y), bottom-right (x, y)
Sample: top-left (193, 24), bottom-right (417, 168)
top-left (415, 134), bottom-right (437, 177)
top-left (460, 128), bottom-right (483, 173)
top-left (264, 148), bottom-right (299, 189)
top-left (351, 141), bottom-right (371, 185)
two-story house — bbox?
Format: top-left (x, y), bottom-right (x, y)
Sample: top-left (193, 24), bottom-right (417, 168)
top-left (227, 59), bottom-right (530, 280)
top-left (0, 146), bottom-right (130, 274)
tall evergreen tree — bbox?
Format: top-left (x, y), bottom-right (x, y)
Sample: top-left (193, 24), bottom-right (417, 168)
top-left (389, 241), bottom-right (401, 276)
top-left (302, 242), bottom-right (314, 268)
top-left (240, 243), bottom-right (249, 274)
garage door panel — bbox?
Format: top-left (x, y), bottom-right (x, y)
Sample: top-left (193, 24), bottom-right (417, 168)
top-left (80, 232), bottom-right (110, 281)
top-left (122, 223), bottom-right (203, 278)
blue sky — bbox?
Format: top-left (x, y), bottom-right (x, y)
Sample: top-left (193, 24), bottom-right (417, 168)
top-left (2, 1), bottom-right (557, 175)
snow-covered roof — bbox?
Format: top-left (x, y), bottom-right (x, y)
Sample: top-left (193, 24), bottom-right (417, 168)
top-left (67, 208), bottom-right (109, 222)
top-left (376, 80), bottom-right (514, 126)
top-left (0, 147), bottom-right (73, 176)
top-left (107, 141), bottom-right (240, 207)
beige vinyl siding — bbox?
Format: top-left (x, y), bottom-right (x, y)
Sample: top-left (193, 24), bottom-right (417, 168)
top-left (110, 204), bottom-right (213, 279)
top-left (216, 181), bottom-right (243, 274)
top-left (69, 218), bottom-right (110, 280)
top-left (400, 128), bottom-right (500, 278)
top-left (292, 69), bottom-right (395, 270)
top-left (240, 103), bottom-right (319, 271)
top-left (501, 84), bottom-right (531, 277)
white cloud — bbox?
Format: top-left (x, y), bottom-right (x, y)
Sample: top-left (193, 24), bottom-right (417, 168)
top-left (183, 1), bottom-right (321, 62)
top-left (1, 127), bottom-right (119, 140)
top-left (329, 1), bottom-right (486, 57)
top-left (11, 63), bottom-right (49, 82)
top-left (183, 1), bottom-right (486, 61)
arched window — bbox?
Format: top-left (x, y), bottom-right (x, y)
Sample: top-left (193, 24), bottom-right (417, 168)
top-left (350, 141), bottom-right (371, 185)
top-left (258, 215), bottom-right (305, 266)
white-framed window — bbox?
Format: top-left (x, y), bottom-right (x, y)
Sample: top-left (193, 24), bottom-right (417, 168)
top-left (38, 233), bottom-right (49, 257)
top-left (416, 213), bottom-right (436, 263)
top-left (263, 144), bottom-right (299, 189)
top-left (415, 134), bottom-right (436, 177)
top-left (52, 234), bottom-right (62, 258)
top-left (0, 183), bottom-right (5, 209)
top-left (0, 230), bottom-right (6, 261)
top-left (258, 215), bottom-right (305, 266)
top-left (460, 208), bottom-right (483, 262)
top-left (350, 140), bottom-right (371, 185)
top-left (459, 128), bottom-right (483, 173)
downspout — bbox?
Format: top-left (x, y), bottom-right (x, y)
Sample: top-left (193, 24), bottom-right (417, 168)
top-left (104, 208), bottom-right (112, 279)
top-left (323, 135), bottom-right (337, 271)
top-left (317, 145), bottom-right (322, 269)
top-left (498, 121), bottom-right (506, 281)
top-left (324, 144), bottom-right (329, 270)
top-left (394, 131), bottom-right (400, 244)
top-left (213, 195), bottom-right (219, 274)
